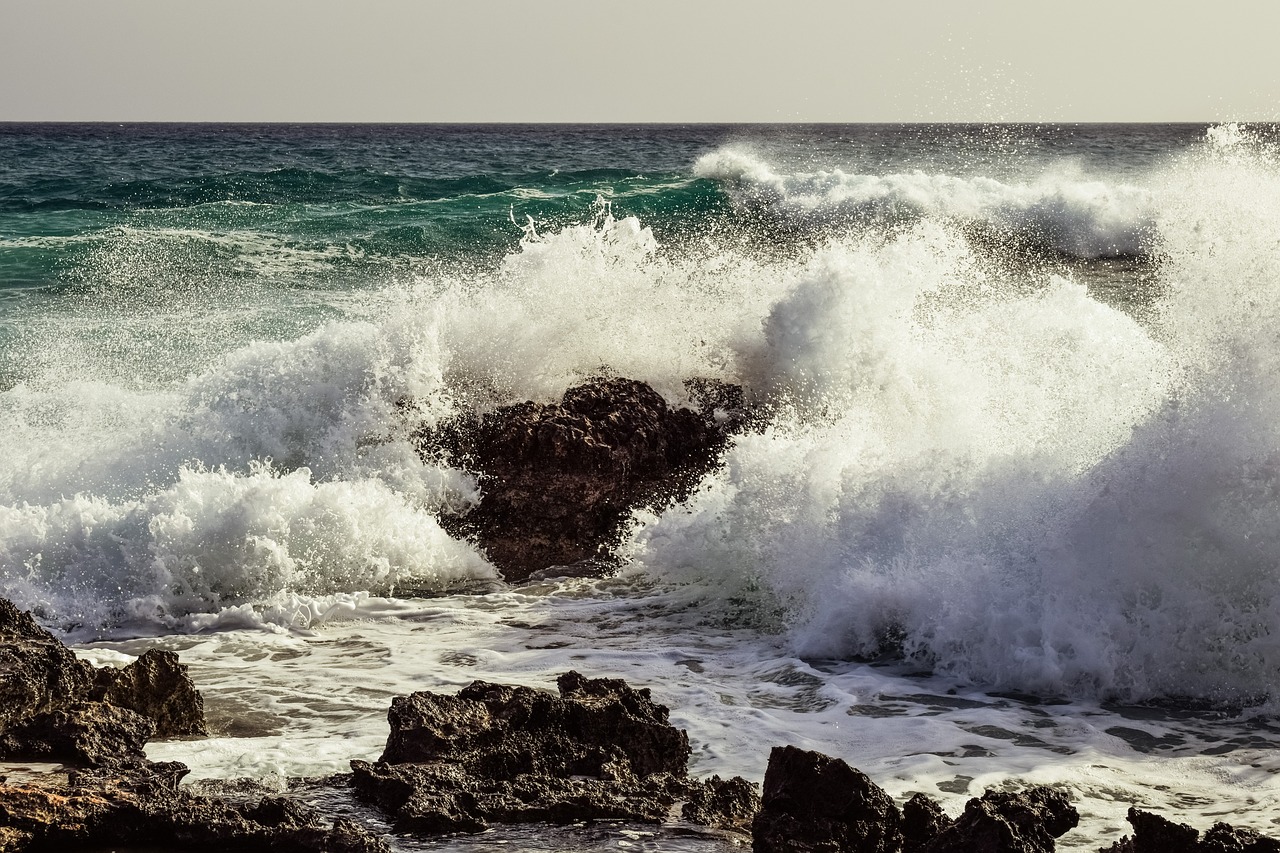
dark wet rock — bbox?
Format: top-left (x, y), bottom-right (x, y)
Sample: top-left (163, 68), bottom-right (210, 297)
top-left (0, 701), bottom-right (155, 767)
top-left (0, 598), bottom-right (207, 768)
top-left (351, 759), bottom-right (682, 833)
top-left (752, 744), bottom-right (902, 853)
top-left (902, 792), bottom-right (953, 853)
top-left (681, 774), bottom-right (760, 834)
top-left (379, 670), bottom-right (690, 779)
top-left (924, 787), bottom-right (1078, 853)
top-left (0, 599), bottom-right (95, 732)
top-left (91, 648), bottom-right (208, 737)
top-left (0, 761), bottom-right (389, 852)
top-left (417, 377), bottom-right (744, 581)
top-left (1101, 808), bottom-right (1280, 853)
top-left (1201, 822), bottom-right (1280, 853)
top-left (354, 671), bottom-right (694, 833)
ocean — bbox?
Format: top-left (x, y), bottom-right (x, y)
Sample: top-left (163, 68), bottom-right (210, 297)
top-left (2, 122), bottom-right (1279, 849)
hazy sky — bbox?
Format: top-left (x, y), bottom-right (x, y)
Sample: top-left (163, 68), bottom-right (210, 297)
top-left (4, 0), bottom-right (1278, 122)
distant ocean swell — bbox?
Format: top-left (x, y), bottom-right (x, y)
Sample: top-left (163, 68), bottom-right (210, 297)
top-left (2, 125), bottom-right (1280, 706)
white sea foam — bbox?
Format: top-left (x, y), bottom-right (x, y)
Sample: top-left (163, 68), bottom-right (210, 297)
top-left (695, 146), bottom-right (1154, 258)
top-left (5, 130), bottom-right (1280, 711)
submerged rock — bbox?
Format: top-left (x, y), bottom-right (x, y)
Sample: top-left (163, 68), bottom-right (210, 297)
top-left (417, 377), bottom-right (745, 581)
top-left (353, 671), bottom-right (696, 833)
top-left (0, 598), bottom-right (207, 767)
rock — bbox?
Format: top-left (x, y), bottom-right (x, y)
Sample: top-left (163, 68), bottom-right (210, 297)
top-left (91, 648), bottom-right (208, 737)
top-left (902, 792), bottom-right (953, 853)
top-left (0, 762), bottom-right (389, 852)
top-left (0, 701), bottom-right (155, 767)
top-left (351, 760), bottom-right (682, 833)
top-left (752, 745), bottom-right (902, 853)
top-left (0, 598), bottom-right (208, 768)
top-left (379, 670), bottom-right (690, 779)
top-left (1102, 808), bottom-right (1280, 853)
top-left (354, 671), bottom-right (695, 833)
top-left (681, 774), bottom-right (760, 834)
top-left (923, 787), bottom-right (1078, 853)
top-left (0, 599), bottom-right (95, 731)
top-left (1201, 822), bottom-right (1280, 852)
top-left (417, 377), bottom-right (742, 581)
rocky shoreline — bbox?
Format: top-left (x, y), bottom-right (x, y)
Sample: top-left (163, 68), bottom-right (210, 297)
top-left (1, 378), bottom-right (1275, 851)
top-left (1, 594), bottom-right (1274, 852)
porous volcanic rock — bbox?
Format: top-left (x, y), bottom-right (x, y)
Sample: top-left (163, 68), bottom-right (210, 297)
top-left (681, 774), bottom-right (761, 834)
top-left (352, 671), bottom-right (695, 833)
top-left (0, 598), bottom-right (207, 766)
top-left (417, 377), bottom-right (745, 581)
top-left (0, 599), bottom-right (95, 731)
top-left (922, 787), bottom-right (1078, 853)
top-left (0, 701), bottom-right (154, 767)
top-left (1101, 807), bottom-right (1280, 853)
top-left (752, 744), bottom-right (902, 853)
top-left (0, 762), bottom-right (388, 853)
top-left (902, 792), bottom-right (953, 853)
top-left (91, 648), bottom-right (207, 737)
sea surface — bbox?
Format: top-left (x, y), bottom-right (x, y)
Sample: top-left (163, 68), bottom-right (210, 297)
top-left (3, 122), bottom-right (1280, 849)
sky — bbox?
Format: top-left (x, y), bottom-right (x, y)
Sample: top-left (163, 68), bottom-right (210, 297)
top-left (3, 0), bottom-right (1278, 123)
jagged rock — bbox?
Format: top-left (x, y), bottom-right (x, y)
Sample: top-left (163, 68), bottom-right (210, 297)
top-left (0, 599), bottom-right (208, 768)
top-left (0, 701), bottom-right (154, 767)
top-left (902, 792), bottom-right (953, 853)
top-left (351, 760), bottom-right (683, 833)
top-left (1201, 822), bottom-right (1280, 852)
top-left (379, 670), bottom-right (690, 779)
top-left (1102, 808), bottom-right (1280, 853)
top-left (0, 762), bottom-right (389, 852)
top-left (92, 648), bottom-right (208, 737)
top-left (681, 774), bottom-right (760, 834)
top-left (0, 599), bottom-right (95, 731)
top-left (752, 745), bottom-right (902, 853)
top-left (923, 787), bottom-right (1078, 853)
top-left (417, 377), bottom-right (743, 581)
top-left (354, 671), bottom-right (694, 833)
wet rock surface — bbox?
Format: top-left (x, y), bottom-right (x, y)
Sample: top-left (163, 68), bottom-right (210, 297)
top-left (1100, 807), bottom-right (1280, 853)
top-left (0, 599), bottom-right (206, 767)
top-left (92, 648), bottom-right (208, 737)
top-left (417, 377), bottom-right (746, 581)
top-left (753, 744), bottom-right (903, 853)
top-left (681, 774), bottom-right (761, 834)
top-left (0, 762), bottom-right (388, 853)
top-left (901, 792), bottom-right (953, 853)
top-left (353, 671), bottom-right (698, 832)
top-left (923, 787), bottom-right (1078, 853)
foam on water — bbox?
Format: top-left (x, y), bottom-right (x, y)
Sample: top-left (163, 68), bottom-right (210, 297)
top-left (695, 145), bottom-right (1154, 258)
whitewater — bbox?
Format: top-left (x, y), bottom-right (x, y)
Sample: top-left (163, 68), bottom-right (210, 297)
top-left (2, 122), bottom-right (1280, 849)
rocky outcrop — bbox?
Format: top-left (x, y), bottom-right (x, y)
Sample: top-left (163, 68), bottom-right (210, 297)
top-left (902, 792), bottom-right (953, 853)
top-left (0, 762), bottom-right (387, 853)
top-left (417, 377), bottom-right (746, 581)
top-left (1101, 807), bottom-right (1280, 853)
top-left (681, 774), bottom-right (761, 834)
top-left (753, 744), bottom-right (902, 853)
top-left (922, 788), bottom-right (1078, 853)
top-left (752, 745), bottom-right (1078, 853)
top-left (91, 649), bottom-right (207, 737)
top-left (0, 599), bottom-right (206, 766)
top-left (353, 671), bottom-right (708, 832)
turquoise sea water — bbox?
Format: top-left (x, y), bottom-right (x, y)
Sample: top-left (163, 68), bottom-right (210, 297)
top-left (5, 123), bottom-right (1280, 849)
